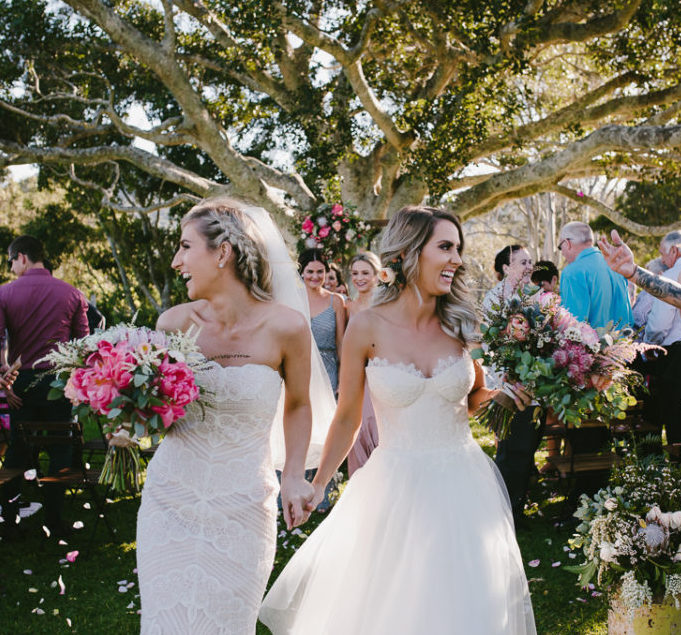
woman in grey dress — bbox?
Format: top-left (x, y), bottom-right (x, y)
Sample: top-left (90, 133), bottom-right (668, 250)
top-left (298, 249), bottom-right (345, 393)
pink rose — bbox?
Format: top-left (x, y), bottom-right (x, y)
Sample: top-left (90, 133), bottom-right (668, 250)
top-left (506, 314), bottom-right (530, 341)
top-left (318, 226), bottom-right (330, 238)
top-left (332, 220), bottom-right (342, 232)
top-left (302, 217), bottom-right (314, 234)
top-left (331, 204), bottom-right (343, 216)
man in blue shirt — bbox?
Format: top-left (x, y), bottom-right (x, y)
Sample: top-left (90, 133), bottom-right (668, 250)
top-left (558, 221), bottom-right (633, 328)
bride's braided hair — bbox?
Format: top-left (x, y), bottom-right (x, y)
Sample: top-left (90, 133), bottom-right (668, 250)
top-left (181, 198), bottom-right (273, 301)
top-left (374, 206), bottom-right (480, 345)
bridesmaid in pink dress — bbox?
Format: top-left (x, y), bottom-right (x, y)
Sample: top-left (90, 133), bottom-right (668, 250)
top-left (345, 252), bottom-right (381, 477)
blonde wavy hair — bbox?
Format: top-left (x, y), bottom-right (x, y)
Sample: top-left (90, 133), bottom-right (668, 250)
top-left (181, 198), bottom-right (273, 301)
top-left (374, 206), bottom-right (480, 345)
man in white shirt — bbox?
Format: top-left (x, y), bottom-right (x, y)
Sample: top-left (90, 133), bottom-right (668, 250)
top-left (645, 231), bottom-right (681, 444)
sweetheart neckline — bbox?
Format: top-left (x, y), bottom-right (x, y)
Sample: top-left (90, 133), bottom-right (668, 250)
top-left (205, 360), bottom-right (282, 377)
top-left (366, 354), bottom-right (469, 380)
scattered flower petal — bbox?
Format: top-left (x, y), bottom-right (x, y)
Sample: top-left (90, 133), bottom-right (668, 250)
top-left (568, 553), bottom-right (576, 559)
top-left (66, 618), bottom-right (72, 627)
top-left (58, 575), bottom-right (66, 595)
top-left (58, 559), bottom-right (67, 565)
top-left (528, 559), bottom-right (540, 568)
top-left (592, 591), bottom-right (602, 597)
top-left (42, 525), bottom-right (51, 537)
top-left (117, 579), bottom-right (128, 585)
top-left (552, 562), bottom-right (562, 568)
top-left (24, 469), bottom-right (37, 481)
top-left (66, 551), bottom-right (79, 563)
top-left (118, 586), bottom-right (128, 593)
top-left (576, 597), bottom-right (587, 603)
top-left (58, 540), bottom-right (68, 546)
top-left (82, 502), bottom-right (91, 510)
top-left (32, 608), bottom-right (45, 615)
top-left (132, 568), bottom-right (138, 574)
top-left (72, 521), bottom-right (84, 529)
top-left (23, 570), bottom-right (32, 575)
top-left (28, 588), bottom-right (38, 593)
top-left (127, 602), bottom-right (135, 609)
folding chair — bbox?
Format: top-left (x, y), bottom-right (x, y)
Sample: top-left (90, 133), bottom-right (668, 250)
top-left (17, 419), bottom-right (116, 553)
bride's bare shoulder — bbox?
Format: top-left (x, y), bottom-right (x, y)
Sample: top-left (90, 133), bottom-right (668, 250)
top-left (156, 301), bottom-right (207, 333)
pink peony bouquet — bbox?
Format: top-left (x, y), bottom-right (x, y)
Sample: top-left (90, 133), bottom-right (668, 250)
top-left (42, 324), bottom-right (208, 492)
top-left (472, 287), bottom-right (658, 439)
top-left (295, 202), bottom-right (379, 264)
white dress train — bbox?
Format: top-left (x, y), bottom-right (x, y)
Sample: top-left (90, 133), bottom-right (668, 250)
top-left (137, 363), bottom-right (282, 634)
top-left (260, 354), bottom-right (536, 635)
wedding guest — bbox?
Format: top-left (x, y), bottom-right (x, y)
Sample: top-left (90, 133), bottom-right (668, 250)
top-left (632, 258), bottom-right (666, 331)
top-left (599, 229), bottom-right (681, 310)
top-left (531, 260), bottom-right (559, 293)
top-left (261, 206), bottom-right (536, 634)
top-left (345, 252), bottom-right (381, 476)
top-left (324, 262), bottom-right (348, 297)
top-left (559, 222), bottom-right (632, 491)
top-left (642, 232), bottom-right (681, 445)
top-left (482, 244), bottom-right (542, 529)
top-left (558, 221), bottom-right (633, 328)
top-left (298, 249), bottom-right (345, 394)
top-left (0, 235), bottom-right (89, 538)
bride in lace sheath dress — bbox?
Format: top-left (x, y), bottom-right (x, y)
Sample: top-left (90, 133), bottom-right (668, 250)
top-left (137, 199), bottom-right (334, 634)
top-left (260, 206), bottom-right (536, 634)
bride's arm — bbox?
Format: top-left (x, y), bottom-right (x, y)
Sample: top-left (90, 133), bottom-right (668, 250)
top-left (467, 360), bottom-right (494, 415)
top-left (307, 314), bottom-right (371, 509)
top-left (278, 310), bottom-right (315, 529)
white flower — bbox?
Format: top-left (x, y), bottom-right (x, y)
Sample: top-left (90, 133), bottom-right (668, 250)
top-left (305, 237), bottom-right (317, 248)
top-left (604, 498), bottom-right (618, 511)
top-left (317, 216), bottom-right (328, 227)
top-left (646, 505), bottom-right (662, 523)
top-left (377, 267), bottom-right (397, 286)
top-left (670, 511), bottom-right (681, 530)
top-left (638, 522), bottom-right (668, 555)
top-left (345, 229), bottom-right (356, 241)
top-left (599, 541), bottom-right (618, 563)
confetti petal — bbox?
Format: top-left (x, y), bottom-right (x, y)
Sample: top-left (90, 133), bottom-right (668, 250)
top-left (82, 502), bottom-right (91, 510)
top-left (23, 570), bottom-right (32, 575)
top-left (58, 540), bottom-right (68, 546)
top-left (66, 618), bottom-right (72, 627)
top-left (552, 562), bottom-right (561, 567)
top-left (32, 608), bottom-right (45, 615)
top-left (72, 521), bottom-right (84, 530)
top-left (528, 559), bottom-right (540, 568)
top-left (24, 469), bottom-right (37, 481)
top-left (66, 551), bottom-right (79, 563)
top-left (118, 586), bottom-right (128, 593)
top-left (42, 525), bottom-right (51, 537)
top-left (127, 602), bottom-right (135, 609)
top-left (28, 588), bottom-right (38, 593)
top-left (117, 579), bottom-right (128, 585)
top-left (58, 575), bottom-right (66, 595)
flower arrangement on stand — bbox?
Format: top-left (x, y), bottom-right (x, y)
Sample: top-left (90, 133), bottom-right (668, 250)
top-left (41, 324), bottom-right (209, 493)
top-left (567, 457), bottom-right (681, 627)
top-left (472, 286), bottom-right (656, 439)
top-left (295, 202), bottom-right (379, 264)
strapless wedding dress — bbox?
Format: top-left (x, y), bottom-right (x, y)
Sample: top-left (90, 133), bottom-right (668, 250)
top-left (260, 354), bottom-right (536, 634)
top-left (137, 362), bottom-right (282, 634)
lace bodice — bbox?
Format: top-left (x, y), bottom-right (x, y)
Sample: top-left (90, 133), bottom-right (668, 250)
top-left (365, 354), bottom-right (476, 453)
top-left (138, 362), bottom-right (285, 634)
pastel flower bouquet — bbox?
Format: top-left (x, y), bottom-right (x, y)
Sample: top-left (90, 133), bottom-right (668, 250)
top-left (295, 202), bottom-right (379, 264)
top-left (41, 324), bottom-right (208, 492)
top-left (567, 458), bottom-right (681, 616)
top-left (472, 286), bottom-right (653, 439)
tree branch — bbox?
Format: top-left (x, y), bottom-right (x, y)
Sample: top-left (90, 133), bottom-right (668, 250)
top-left (552, 184), bottom-right (681, 236)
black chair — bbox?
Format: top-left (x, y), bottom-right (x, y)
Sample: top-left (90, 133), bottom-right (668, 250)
top-left (17, 419), bottom-right (116, 553)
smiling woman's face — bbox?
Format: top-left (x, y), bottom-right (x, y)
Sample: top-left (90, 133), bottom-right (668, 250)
top-left (171, 221), bottom-right (221, 299)
top-left (415, 219), bottom-right (463, 296)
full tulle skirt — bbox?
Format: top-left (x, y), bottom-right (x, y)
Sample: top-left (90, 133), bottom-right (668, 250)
top-left (260, 441), bottom-right (536, 635)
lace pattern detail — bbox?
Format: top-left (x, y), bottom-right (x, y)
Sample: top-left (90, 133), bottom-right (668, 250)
top-left (367, 354), bottom-right (467, 379)
top-left (137, 363), bottom-right (281, 634)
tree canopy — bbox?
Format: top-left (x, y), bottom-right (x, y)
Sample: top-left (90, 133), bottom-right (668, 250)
top-left (1, 0), bottom-right (681, 231)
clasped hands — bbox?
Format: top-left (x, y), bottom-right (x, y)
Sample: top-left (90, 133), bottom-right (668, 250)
top-left (0, 363), bottom-right (20, 408)
top-left (280, 474), bottom-right (329, 530)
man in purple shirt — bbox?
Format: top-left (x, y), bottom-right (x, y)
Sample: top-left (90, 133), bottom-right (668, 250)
top-left (0, 235), bottom-right (89, 539)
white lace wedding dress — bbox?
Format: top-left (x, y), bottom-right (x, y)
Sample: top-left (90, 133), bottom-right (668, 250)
top-left (260, 354), bottom-right (536, 634)
top-left (137, 362), bottom-right (283, 634)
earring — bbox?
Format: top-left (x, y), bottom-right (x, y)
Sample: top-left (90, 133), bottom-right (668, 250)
top-left (218, 263), bottom-right (225, 269)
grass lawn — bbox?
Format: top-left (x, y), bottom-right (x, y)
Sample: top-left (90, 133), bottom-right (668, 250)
top-left (1, 421), bottom-right (608, 634)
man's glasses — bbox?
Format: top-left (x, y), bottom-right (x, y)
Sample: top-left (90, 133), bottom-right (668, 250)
top-left (558, 238), bottom-right (570, 251)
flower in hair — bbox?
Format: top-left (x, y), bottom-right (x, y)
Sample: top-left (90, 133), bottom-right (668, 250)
top-left (377, 267), bottom-right (397, 286)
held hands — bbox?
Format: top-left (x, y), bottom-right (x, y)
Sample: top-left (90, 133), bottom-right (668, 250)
top-left (597, 230), bottom-right (636, 279)
top-left (280, 474), bottom-right (315, 530)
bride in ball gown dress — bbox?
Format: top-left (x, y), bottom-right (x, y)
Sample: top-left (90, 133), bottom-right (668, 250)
top-left (260, 206), bottom-right (537, 634)
top-left (136, 199), bottom-right (335, 634)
